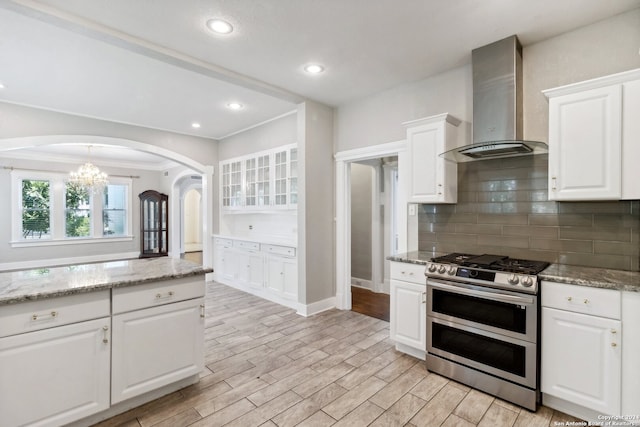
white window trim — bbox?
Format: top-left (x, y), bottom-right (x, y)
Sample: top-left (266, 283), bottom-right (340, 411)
top-left (11, 170), bottom-right (133, 247)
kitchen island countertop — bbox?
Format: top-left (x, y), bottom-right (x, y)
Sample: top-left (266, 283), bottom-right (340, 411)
top-left (389, 252), bottom-right (640, 293)
top-left (0, 257), bottom-right (212, 305)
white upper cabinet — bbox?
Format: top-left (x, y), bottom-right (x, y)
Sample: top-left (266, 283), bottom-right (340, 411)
top-left (220, 143), bottom-right (297, 212)
top-left (402, 113), bottom-right (461, 204)
top-left (544, 68), bottom-right (640, 201)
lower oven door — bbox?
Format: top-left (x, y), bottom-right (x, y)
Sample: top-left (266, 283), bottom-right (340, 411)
top-left (428, 316), bottom-right (537, 388)
top-left (427, 278), bottom-right (537, 343)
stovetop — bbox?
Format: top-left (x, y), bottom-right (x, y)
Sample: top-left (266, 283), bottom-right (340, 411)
top-left (426, 253), bottom-right (550, 293)
top-left (431, 253), bottom-right (550, 275)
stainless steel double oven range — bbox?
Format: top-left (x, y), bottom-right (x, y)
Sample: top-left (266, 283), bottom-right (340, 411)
top-left (425, 253), bottom-right (549, 411)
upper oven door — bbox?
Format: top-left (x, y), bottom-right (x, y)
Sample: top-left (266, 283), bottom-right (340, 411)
top-left (427, 278), bottom-right (537, 343)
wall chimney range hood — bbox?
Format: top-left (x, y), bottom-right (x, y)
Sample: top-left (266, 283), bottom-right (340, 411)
top-left (441, 35), bottom-right (548, 162)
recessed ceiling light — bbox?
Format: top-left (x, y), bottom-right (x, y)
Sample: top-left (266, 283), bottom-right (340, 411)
top-left (206, 19), bottom-right (233, 34)
top-left (304, 64), bottom-right (324, 74)
top-left (227, 102), bottom-right (244, 110)
top-left (191, 122), bottom-right (201, 128)
top-left (0, 82), bottom-right (5, 89)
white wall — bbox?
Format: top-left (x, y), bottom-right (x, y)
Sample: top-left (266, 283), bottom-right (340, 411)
top-left (184, 189), bottom-right (201, 246)
top-left (335, 8), bottom-right (640, 154)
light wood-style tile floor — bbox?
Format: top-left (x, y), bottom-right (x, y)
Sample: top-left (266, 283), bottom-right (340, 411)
top-left (92, 281), bottom-right (583, 427)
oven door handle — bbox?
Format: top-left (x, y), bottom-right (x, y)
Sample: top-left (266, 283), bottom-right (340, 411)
top-left (428, 278), bottom-right (535, 305)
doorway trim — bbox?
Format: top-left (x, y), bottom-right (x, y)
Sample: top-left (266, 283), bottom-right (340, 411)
top-left (335, 140), bottom-right (407, 310)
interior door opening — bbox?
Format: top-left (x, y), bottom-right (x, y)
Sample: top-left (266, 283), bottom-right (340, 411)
top-left (349, 156), bottom-right (398, 321)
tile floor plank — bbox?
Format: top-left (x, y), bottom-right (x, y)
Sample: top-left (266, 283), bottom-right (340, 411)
top-left (90, 281), bottom-right (584, 427)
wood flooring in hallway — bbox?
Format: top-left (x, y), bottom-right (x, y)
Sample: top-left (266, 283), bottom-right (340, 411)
top-left (350, 286), bottom-right (390, 322)
top-left (91, 281), bottom-right (582, 427)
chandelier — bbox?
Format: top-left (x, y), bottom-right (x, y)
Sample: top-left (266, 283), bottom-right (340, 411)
top-left (69, 146), bottom-right (108, 192)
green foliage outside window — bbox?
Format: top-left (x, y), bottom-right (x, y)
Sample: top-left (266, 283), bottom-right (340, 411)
top-left (22, 180), bottom-right (50, 239)
top-left (65, 184), bottom-right (91, 237)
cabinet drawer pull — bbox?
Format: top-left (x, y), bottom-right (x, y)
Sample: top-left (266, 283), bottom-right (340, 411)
top-left (422, 292), bottom-right (426, 304)
top-left (611, 329), bottom-right (617, 334)
top-left (611, 342), bottom-right (617, 347)
top-left (200, 304), bottom-right (205, 319)
top-left (31, 311), bottom-right (57, 321)
top-left (583, 299), bottom-right (589, 304)
top-left (102, 325), bottom-right (109, 344)
top-left (566, 296), bottom-right (572, 302)
top-left (155, 291), bottom-right (175, 300)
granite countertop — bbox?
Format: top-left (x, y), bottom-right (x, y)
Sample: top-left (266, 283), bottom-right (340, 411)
top-left (0, 257), bottom-right (213, 305)
top-left (389, 252), bottom-right (640, 293)
top-left (539, 264), bottom-right (640, 293)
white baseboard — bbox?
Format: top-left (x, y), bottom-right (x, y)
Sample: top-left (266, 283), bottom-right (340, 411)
top-left (351, 277), bottom-right (373, 289)
top-left (297, 296), bottom-right (337, 317)
top-left (395, 342), bottom-right (426, 361)
top-left (0, 252), bottom-right (140, 272)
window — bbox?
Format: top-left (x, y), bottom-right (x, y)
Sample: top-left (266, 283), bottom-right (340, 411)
top-left (21, 179), bottom-right (51, 240)
top-left (12, 170), bottom-right (132, 246)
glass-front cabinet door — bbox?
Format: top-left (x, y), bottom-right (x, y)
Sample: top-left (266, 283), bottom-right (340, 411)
top-left (274, 150), bottom-right (288, 207)
top-left (139, 190), bottom-right (168, 258)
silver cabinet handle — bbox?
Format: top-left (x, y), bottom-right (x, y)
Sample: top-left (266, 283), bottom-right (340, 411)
top-left (32, 311), bottom-right (57, 321)
top-left (155, 291), bottom-right (175, 299)
top-left (566, 296), bottom-right (572, 302)
top-left (102, 325), bottom-right (109, 344)
top-left (551, 176), bottom-right (557, 191)
top-left (611, 329), bottom-right (617, 334)
top-left (200, 304), bottom-right (205, 319)
top-left (422, 292), bottom-right (426, 304)
top-left (611, 342), bottom-right (618, 347)
top-left (583, 299), bottom-right (589, 304)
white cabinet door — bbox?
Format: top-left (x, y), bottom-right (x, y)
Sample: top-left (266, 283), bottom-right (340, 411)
top-left (404, 114), bottom-right (460, 204)
top-left (622, 79), bottom-right (640, 199)
top-left (622, 291), bottom-right (640, 418)
top-left (542, 307), bottom-right (621, 415)
top-left (111, 298), bottom-right (205, 404)
top-left (237, 250), bottom-right (265, 290)
top-left (221, 160), bottom-right (243, 209)
top-left (0, 317), bottom-right (111, 427)
top-left (548, 85), bottom-right (622, 200)
top-left (390, 279), bottom-right (426, 351)
top-left (267, 255), bottom-right (298, 300)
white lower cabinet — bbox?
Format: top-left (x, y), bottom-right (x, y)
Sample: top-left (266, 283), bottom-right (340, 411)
top-left (0, 317), bottom-right (111, 427)
top-left (266, 254), bottom-right (298, 300)
top-left (389, 261), bottom-right (427, 360)
top-left (213, 237), bottom-right (298, 308)
top-left (111, 297), bottom-right (205, 404)
top-left (541, 281), bottom-right (622, 421)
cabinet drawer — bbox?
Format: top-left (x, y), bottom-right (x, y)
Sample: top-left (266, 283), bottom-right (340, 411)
top-left (263, 244), bottom-right (296, 257)
top-left (390, 262), bottom-right (426, 284)
top-left (214, 237), bottom-right (233, 247)
top-left (234, 240), bottom-right (260, 251)
top-left (112, 277), bottom-right (205, 314)
top-left (0, 290), bottom-right (110, 338)
top-left (541, 281), bottom-right (621, 319)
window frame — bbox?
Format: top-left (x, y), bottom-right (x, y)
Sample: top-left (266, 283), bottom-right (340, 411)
top-left (11, 170), bottom-right (133, 247)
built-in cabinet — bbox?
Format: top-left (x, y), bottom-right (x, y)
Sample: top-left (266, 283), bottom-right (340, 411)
top-left (541, 281), bottom-right (623, 421)
top-left (214, 236), bottom-right (298, 309)
top-left (544, 68), bottom-right (640, 201)
top-left (221, 144), bottom-right (297, 211)
top-left (0, 279), bottom-right (204, 427)
top-left (389, 261), bottom-right (427, 360)
top-left (402, 113), bottom-right (461, 204)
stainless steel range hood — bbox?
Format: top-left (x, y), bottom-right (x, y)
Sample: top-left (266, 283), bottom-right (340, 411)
top-left (441, 35), bottom-right (548, 162)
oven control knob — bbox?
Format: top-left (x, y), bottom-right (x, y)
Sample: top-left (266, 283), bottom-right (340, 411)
top-left (437, 265), bottom-right (447, 274)
top-left (522, 276), bottom-right (534, 287)
top-left (447, 266), bottom-right (456, 275)
top-left (507, 274), bottom-right (519, 285)
top-left (427, 263), bottom-right (437, 273)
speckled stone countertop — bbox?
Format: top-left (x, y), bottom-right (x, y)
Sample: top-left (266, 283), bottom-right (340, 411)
top-left (388, 253), bottom-right (640, 293)
top-left (540, 264), bottom-right (640, 293)
top-left (0, 258), bottom-right (213, 305)
top-left (387, 251), bottom-right (444, 265)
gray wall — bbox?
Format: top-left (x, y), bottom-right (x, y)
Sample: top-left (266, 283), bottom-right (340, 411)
top-left (334, 8), bottom-right (640, 153)
top-left (218, 112), bottom-right (297, 161)
top-left (0, 102), bottom-right (218, 265)
top-left (298, 101), bottom-right (335, 305)
top-left (418, 155), bottom-right (639, 271)
top-left (350, 163), bottom-right (373, 281)
top-left (0, 156), bottom-right (164, 265)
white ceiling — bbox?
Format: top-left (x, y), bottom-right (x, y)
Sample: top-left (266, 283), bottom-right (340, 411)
top-left (0, 0), bottom-right (639, 165)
